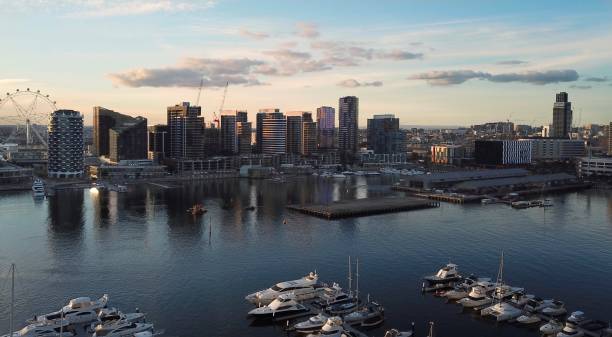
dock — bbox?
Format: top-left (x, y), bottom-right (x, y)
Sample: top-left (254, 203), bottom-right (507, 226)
top-left (287, 197), bottom-right (439, 219)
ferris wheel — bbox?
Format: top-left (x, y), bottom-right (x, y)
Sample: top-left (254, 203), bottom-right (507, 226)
top-left (0, 88), bottom-right (57, 148)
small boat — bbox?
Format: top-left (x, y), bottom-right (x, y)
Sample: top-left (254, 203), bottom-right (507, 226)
top-left (542, 300), bottom-right (567, 316)
top-left (384, 327), bottom-right (414, 337)
top-left (540, 319), bottom-right (564, 335)
top-left (343, 301), bottom-right (384, 327)
top-left (541, 199), bottom-right (553, 207)
top-left (247, 293), bottom-right (308, 319)
top-left (480, 302), bottom-right (522, 321)
top-left (566, 311), bottom-right (589, 326)
top-left (186, 204), bottom-right (206, 215)
top-left (332, 174), bottom-right (346, 179)
top-left (245, 272), bottom-right (320, 305)
top-left (516, 297), bottom-right (555, 324)
top-left (423, 263), bottom-right (462, 286)
top-left (326, 301), bottom-right (358, 315)
top-left (92, 322), bottom-right (154, 337)
top-left (481, 198), bottom-right (495, 205)
top-left (445, 276), bottom-right (491, 300)
top-left (2, 321), bottom-right (75, 337)
top-left (244, 206), bottom-right (256, 211)
top-left (313, 283), bottom-right (353, 308)
top-left (294, 313), bottom-right (328, 333)
top-left (305, 317), bottom-right (344, 337)
top-left (516, 312), bottom-right (542, 325)
top-left (507, 292), bottom-right (535, 308)
top-left (557, 322), bottom-right (585, 337)
top-left (32, 179), bottom-right (45, 198)
top-left (511, 201), bottom-right (530, 209)
top-left (97, 308), bottom-right (146, 324)
top-left (457, 282), bottom-right (497, 308)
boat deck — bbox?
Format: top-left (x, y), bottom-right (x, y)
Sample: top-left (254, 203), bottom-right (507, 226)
top-left (287, 197), bottom-right (439, 219)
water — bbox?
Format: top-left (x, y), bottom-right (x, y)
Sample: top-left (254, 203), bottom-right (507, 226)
top-left (0, 176), bottom-right (611, 337)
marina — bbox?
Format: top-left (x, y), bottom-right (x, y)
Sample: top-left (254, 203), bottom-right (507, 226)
top-left (287, 197), bottom-right (439, 219)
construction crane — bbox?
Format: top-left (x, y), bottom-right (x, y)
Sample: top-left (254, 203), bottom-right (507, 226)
top-left (195, 77), bottom-right (204, 106)
top-left (215, 81), bottom-right (229, 128)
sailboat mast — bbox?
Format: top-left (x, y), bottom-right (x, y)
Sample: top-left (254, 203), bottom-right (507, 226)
top-left (348, 256), bottom-right (352, 296)
top-left (10, 263), bottom-right (15, 337)
top-left (355, 258), bottom-right (359, 304)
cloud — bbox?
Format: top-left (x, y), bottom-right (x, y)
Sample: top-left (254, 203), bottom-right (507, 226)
top-left (337, 79), bottom-right (383, 88)
top-left (378, 50), bottom-right (424, 60)
top-left (311, 40), bottom-right (424, 65)
top-left (583, 76), bottom-right (608, 82)
top-left (569, 85), bottom-right (592, 89)
top-left (295, 22), bottom-right (319, 39)
top-left (0, 78), bottom-right (30, 85)
top-left (239, 29), bottom-right (269, 40)
top-left (408, 69), bottom-right (579, 86)
top-left (52, 0), bottom-right (218, 17)
top-left (261, 49), bottom-right (331, 75)
top-left (109, 57), bottom-right (267, 88)
top-left (496, 60), bottom-right (528, 65)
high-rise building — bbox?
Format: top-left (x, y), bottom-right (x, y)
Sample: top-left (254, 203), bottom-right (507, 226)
top-left (167, 102), bottom-right (204, 159)
top-left (338, 96), bottom-right (359, 155)
top-left (474, 140), bottom-right (532, 165)
top-left (47, 110), bottom-right (84, 178)
top-left (256, 109), bottom-right (286, 154)
top-left (552, 92), bottom-right (572, 139)
top-left (203, 123), bottom-right (221, 157)
top-left (431, 145), bottom-right (465, 165)
top-left (236, 111), bottom-right (248, 123)
top-left (301, 112), bottom-right (317, 156)
top-left (608, 121), bottom-right (612, 156)
top-left (286, 112), bottom-right (303, 154)
top-left (93, 107), bottom-right (147, 161)
top-left (220, 113), bottom-right (238, 155)
top-left (237, 121), bottom-right (252, 154)
top-left (316, 106), bottom-right (335, 149)
top-left (148, 125), bottom-right (169, 162)
top-left (366, 114), bottom-right (405, 154)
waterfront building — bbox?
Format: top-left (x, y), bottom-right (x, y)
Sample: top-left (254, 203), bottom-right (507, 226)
top-left (148, 125), bottom-right (169, 162)
top-left (366, 114), bottom-right (405, 154)
top-left (608, 121), bottom-right (612, 155)
top-left (203, 124), bottom-right (221, 157)
top-left (167, 102), bottom-right (204, 159)
top-left (89, 159), bottom-right (167, 180)
top-left (431, 144), bottom-right (465, 165)
top-left (237, 121), bottom-right (252, 155)
top-left (578, 156), bottom-right (612, 177)
top-left (474, 140), bottom-right (532, 165)
top-left (256, 109), bottom-right (286, 154)
top-left (93, 107), bottom-right (147, 161)
top-left (316, 106), bottom-right (335, 149)
top-left (220, 113), bottom-right (238, 155)
top-left (405, 168), bottom-right (530, 189)
top-left (338, 96), bottom-right (359, 156)
top-left (286, 112), bottom-right (303, 154)
top-left (521, 138), bottom-right (585, 161)
top-left (0, 162), bottom-right (32, 185)
top-left (552, 92), bottom-right (573, 139)
top-left (47, 110), bottom-right (84, 178)
top-left (301, 112), bottom-right (317, 156)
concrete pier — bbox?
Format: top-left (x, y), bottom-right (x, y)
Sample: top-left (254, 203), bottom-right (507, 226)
top-left (287, 197), bottom-right (439, 219)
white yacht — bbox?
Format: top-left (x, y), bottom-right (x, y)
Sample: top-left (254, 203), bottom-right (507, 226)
top-left (314, 283), bottom-right (352, 307)
top-left (480, 302), bottom-right (522, 321)
top-left (245, 272), bottom-right (319, 305)
top-left (541, 199), bottom-right (553, 207)
top-left (305, 317), bottom-right (344, 337)
top-left (423, 263), bottom-right (462, 286)
top-left (2, 321), bottom-right (75, 337)
top-left (445, 277), bottom-right (491, 300)
top-left (294, 313), bottom-right (329, 334)
top-left (516, 312), bottom-right (542, 325)
top-left (30, 295), bottom-right (109, 324)
top-left (343, 301), bottom-right (384, 327)
top-left (457, 282), bottom-right (496, 308)
top-left (540, 319), bottom-right (564, 335)
top-left (542, 300), bottom-right (567, 316)
top-left (248, 293), bottom-right (308, 319)
top-left (507, 292), bottom-right (535, 308)
top-left (557, 322), bottom-right (585, 337)
top-left (92, 322), bottom-right (154, 337)
top-left (384, 329), bottom-right (413, 337)
top-left (32, 179), bottom-right (45, 197)
top-left (97, 308), bottom-right (146, 324)
top-left (567, 311), bottom-right (589, 326)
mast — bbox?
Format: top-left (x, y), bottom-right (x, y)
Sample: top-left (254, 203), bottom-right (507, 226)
top-left (10, 263), bottom-right (15, 337)
top-left (428, 322), bottom-right (434, 337)
top-left (495, 251), bottom-right (505, 304)
top-left (348, 256), bottom-right (352, 297)
top-left (355, 258), bottom-right (359, 305)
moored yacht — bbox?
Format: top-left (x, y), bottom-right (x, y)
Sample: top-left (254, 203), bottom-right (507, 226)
top-left (343, 301), bottom-right (384, 327)
top-left (247, 294), bottom-right (308, 319)
top-left (313, 283), bottom-right (352, 308)
top-left (97, 308), bottom-right (146, 324)
top-left (92, 322), bottom-right (154, 337)
top-left (480, 302), bottom-right (522, 321)
top-left (294, 313), bottom-right (328, 334)
top-left (245, 272), bottom-right (319, 305)
top-left (423, 263), bottom-right (462, 286)
top-left (445, 277), bottom-right (491, 300)
top-left (516, 298), bottom-right (556, 324)
top-left (2, 321), bottom-right (75, 337)
top-left (542, 300), bottom-right (567, 316)
top-left (557, 322), bottom-right (585, 337)
top-left (507, 292), bottom-right (535, 308)
top-left (457, 282), bottom-right (496, 308)
top-left (32, 179), bottom-right (45, 198)
top-left (384, 328), bottom-right (414, 337)
top-left (30, 295), bottom-right (109, 324)
top-left (305, 317), bottom-right (344, 337)
top-left (540, 319), bottom-right (564, 335)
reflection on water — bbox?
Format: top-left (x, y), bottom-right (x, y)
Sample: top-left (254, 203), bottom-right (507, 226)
top-left (0, 177), bottom-right (611, 337)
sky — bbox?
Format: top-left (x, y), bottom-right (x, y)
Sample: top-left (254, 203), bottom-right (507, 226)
top-left (1, 0), bottom-right (611, 127)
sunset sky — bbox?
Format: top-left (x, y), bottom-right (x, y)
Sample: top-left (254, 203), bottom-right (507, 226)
top-left (1, 0), bottom-right (611, 126)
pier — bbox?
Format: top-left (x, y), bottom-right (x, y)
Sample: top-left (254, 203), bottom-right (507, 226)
top-left (287, 196), bottom-right (439, 219)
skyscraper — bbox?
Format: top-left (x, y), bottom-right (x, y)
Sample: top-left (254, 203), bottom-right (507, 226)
top-left (316, 106), bottom-right (335, 149)
top-left (552, 92), bottom-right (572, 139)
top-left (366, 114), bottom-right (405, 154)
top-left (256, 109), bottom-right (286, 154)
top-left (203, 123), bottom-right (221, 157)
top-left (220, 113), bottom-right (238, 155)
top-left (235, 110), bottom-right (251, 155)
top-left (167, 102), bottom-right (204, 159)
top-left (608, 121), bottom-right (612, 156)
top-left (148, 125), bottom-right (169, 162)
top-left (338, 96), bottom-right (359, 156)
top-left (47, 110), bottom-right (84, 178)
top-left (301, 112), bottom-right (317, 156)
top-left (286, 112), bottom-right (303, 154)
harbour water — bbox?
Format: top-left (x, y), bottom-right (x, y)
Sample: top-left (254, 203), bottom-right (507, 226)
top-left (0, 176), bottom-right (611, 337)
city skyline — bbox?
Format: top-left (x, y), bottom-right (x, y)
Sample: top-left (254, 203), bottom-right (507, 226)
top-left (1, 1), bottom-right (612, 126)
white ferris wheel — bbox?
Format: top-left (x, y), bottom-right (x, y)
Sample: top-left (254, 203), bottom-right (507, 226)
top-left (0, 88), bottom-right (57, 148)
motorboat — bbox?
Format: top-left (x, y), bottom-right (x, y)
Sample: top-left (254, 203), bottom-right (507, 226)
top-left (326, 301), bottom-right (358, 315)
top-left (516, 297), bottom-right (555, 324)
top-left (507, 292), bottom-right (535, 308)
top-left (541, 199), bottom-right (553, 207)
top-left (313, 283), bottom-right (352, 307)
top-left (480, 302), bottom-right (522, 321)
top-left (30, 295), bottom-right (109, 324)
top-left (566, 311), bottom-right (589, 326)
top-left (423, 263), bottom-right (462, 286)
top-left (457, 282), bottom-right (496, 308)
top-left (384, 329), bottom-right (414, 337)
top-left (557, 322), bottom-right (584, 337)
top-left (445, 277), bottom-right (491, 300)
top-left (540, 319), bottom-right (564, 335)
top-left (511, 201), bottom-right (530, 209)
top-left (542, 300), bottom-right (567, 316)
top-left (92, 322), bottom-right (154, 337)
top-left (294, 313), bottom-right (329, 334)
top-left (305, 317), bottom-right (344, 337)
top-left (481, 198), bottom-right (495, 205)
top-left (366, 171), bottom-right (380, 176)
top-left (343, 302), bottom-right (384, 327)
top-left (32, 179), bottom-right (45, 198)
top-left (247, 293), bottom-right (308, 319)
top-left (332, 174), bottom-right (346, 179)
top-left (245, 272), bottom-right (320, 305)
top-left (97, 308), bottom-right (146, 324)
top-left (2, 321), bottom-right (75, 337)
top-left (341, 171), bottom-right (354, 176)
top-left (516, 312), bottom-right (542, 325)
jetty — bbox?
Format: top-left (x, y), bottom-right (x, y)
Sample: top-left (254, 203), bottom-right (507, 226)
top-left (287, 196), bottom-right (439, 219)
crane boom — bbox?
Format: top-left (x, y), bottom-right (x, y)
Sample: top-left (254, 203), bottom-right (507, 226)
top-left (195, 77), bottom-right (204, 106)
top-left (215, 82), bottom-right (229, 127)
